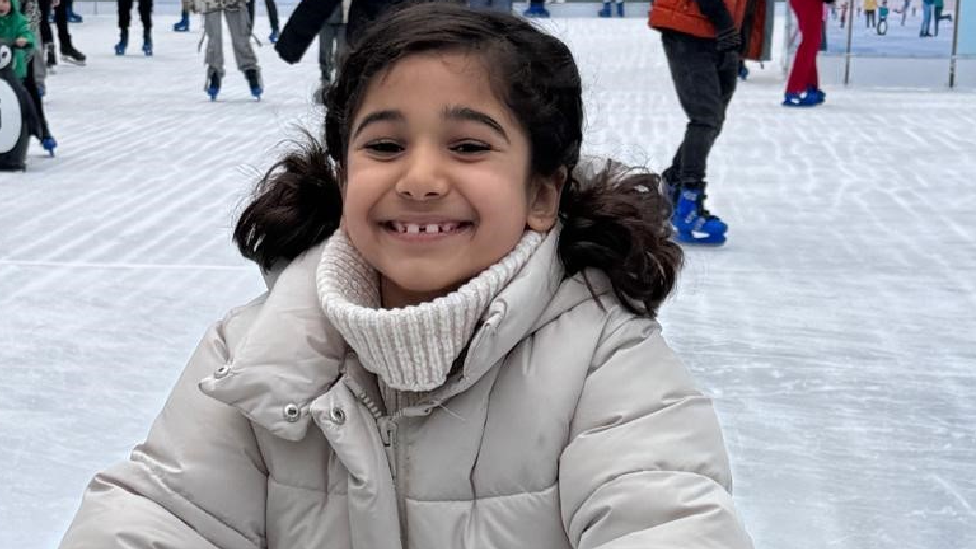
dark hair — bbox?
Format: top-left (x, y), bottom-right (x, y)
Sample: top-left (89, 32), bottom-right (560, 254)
top-left (235, 2), bottom-right (682, 317)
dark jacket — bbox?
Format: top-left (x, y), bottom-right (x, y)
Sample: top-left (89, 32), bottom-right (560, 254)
top-left (275, 0), bottom-right (403, 63)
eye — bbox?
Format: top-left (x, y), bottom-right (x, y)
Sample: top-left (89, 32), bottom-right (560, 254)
top-left (363, 140), bottom-right (404, 156)
top-left (451, 141), bottom-right (492, 155)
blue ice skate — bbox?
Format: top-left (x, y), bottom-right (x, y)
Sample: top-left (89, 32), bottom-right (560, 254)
top-left (806, 86), bottom-right (825, 104)
top-left (206, 71), bottom-right (220, 101)
top-left (616, 1), bottom-right (624, 16)
top-left (143, 32), bottom-right (153, 56)
top-left (41, 136), bottom-right (57, 157)
top-left (269, 29), bottom-right (279, 44)
top-left (523, 3), bottom-right (550, 17)
top-left (245, 68), bottom-right (263, 101)
top-left (671, 186), bottom-right (728, 246)
top-left (114, 39), bottom-right (127, 55)
top-left (598, 2), bottom-right (612, 17)
top-left (173, 12), bottom-right (190, 32)
top-left (783, 91), bottom-right (820, 107)
top-left (68, 11), bottom-right (83, 23)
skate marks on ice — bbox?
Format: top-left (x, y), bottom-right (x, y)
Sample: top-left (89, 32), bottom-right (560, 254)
top-left (2, 15), bottom-right (976, 549)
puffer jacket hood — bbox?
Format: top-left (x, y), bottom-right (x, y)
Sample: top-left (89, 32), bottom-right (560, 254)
top-left (59, 229), bottom-right (754, 549)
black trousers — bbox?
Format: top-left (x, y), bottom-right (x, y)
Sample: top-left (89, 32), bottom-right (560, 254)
top-left (39, 0), bottom-right (74, 49)
top-left (23, 58), bottom-right (51, 139)
top-left (247, 0), bottom-right (280, 32)
top-left (662, 31), bottom-right (738, 184)
top-left (118, 0), bottom-right (153, 30)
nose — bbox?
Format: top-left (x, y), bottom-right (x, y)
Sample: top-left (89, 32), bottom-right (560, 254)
top-left (395, 142), bottom-right (449, 201)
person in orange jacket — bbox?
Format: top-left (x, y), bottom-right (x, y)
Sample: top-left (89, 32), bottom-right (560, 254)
top-left (649, 0), bottom-right (769, 245)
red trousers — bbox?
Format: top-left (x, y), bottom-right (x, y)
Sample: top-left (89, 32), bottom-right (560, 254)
top-left (787, 0), bottom-right (822, 94)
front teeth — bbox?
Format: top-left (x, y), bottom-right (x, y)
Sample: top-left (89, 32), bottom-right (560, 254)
top-left (391, 222), bottom-right (461, 234)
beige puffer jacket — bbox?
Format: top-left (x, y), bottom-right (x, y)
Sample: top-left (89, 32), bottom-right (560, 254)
top-left (59, 230), bottom-right (753, 549)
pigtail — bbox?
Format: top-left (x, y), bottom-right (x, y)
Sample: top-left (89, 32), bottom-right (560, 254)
top-left (558, 159), bottom-right (684, 318)
top-left (234, 132), bottom-right (343, 271)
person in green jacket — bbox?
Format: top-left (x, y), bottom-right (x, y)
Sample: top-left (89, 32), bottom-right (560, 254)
top-left (0, 0), bottom-right (35, 79)
top-left (933, 0), bottom-right (951, 36)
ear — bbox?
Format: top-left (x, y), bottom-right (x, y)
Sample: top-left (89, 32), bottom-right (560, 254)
top-left (526, 167), bottom-right (567, 232)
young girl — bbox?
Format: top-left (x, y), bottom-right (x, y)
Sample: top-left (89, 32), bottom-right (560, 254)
top-left (58, 4), bottom-right (752, 548)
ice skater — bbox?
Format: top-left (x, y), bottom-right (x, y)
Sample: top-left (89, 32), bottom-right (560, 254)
top-left (597, 0), bottom-right (624, 17)
top-left (864, 0), bottom-right (877, 27)
top-left (312, 0), bottom-right (346, 104)
top-left (186, 0), bottom-right (263, 101)
top-left (920, 0), bottom-right (933, 36)
top-left (114, 0), bottom-right (153, 56)
top-left (877, 0), bottom-right (889, 34)
top-left (468, 0), bottom-right (513, 14)
top-left (16, 0), bottom-right (56, 154)
top-left (57, 5), bottom-right (752, 548)
top-left (785, 0), bottom-right (827, 107)
top-left (650, 0), bottom-right (769, 244)
top-left (37, 0), bottom-right (84, 65)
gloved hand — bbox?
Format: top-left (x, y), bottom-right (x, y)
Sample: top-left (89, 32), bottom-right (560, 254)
top-left (274, 32), bottom-right (306, 64)
top-left (716, 26), bottom-right (742, 52)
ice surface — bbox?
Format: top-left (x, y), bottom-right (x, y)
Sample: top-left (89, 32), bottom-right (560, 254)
top-left (1, 13), bottom-right (974, 549)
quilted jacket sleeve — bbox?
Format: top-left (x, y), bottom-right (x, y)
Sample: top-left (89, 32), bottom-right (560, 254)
top-left (59, 302), bottom-right (269, 549)
top-left (559, 316), bottom-right (753, 549)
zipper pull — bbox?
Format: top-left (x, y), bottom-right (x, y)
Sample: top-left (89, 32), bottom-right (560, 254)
top-left (378, 417), bottom-right (398, 479)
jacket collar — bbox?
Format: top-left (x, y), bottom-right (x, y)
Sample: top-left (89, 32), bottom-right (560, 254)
top-left (200, 227), bottom-right (608, 440)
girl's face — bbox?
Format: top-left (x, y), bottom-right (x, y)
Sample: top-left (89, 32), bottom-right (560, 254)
top-left (344, 53), bottom-right (562, 309)
top-left (0, 0), bottom-right (10, 16)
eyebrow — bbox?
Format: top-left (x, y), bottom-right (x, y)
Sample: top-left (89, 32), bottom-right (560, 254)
top-left (351, 106), bottom-right (510, 143)
top-left (352, 110), bottom-right (405, 140)
top-left (443, 106), bottom-right (510, 143)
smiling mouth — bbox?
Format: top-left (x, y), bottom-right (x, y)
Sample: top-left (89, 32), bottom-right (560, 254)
top-left (382, 221), bottom-right (474, 235)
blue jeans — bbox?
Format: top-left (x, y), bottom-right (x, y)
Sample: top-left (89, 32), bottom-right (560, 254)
top-left (921, 3), bottom-right (933, 35)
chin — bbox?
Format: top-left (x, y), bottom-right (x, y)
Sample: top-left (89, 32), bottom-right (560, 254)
top-left (380, 262), bottom-right (478, 304)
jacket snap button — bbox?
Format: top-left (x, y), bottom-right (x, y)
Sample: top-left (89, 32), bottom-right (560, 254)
top-left (213, 365), bottom-right (231, 379)
top-left (330, 406), bottom-right (346, 425)
top-left (283, 403), bottom-right (301, 422)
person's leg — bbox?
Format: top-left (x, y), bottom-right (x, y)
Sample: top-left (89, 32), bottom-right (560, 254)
top-left (117, 0), bottom-right (133, 50)
top-left (921, 3), bottom-right (932, 34)
top-left (33, 45), bottom-right (46, 88)
top-left (319, 22), bottom-right (337, 81)
top-left (662, 32), bottom-right (726, 184)
top-left (39, 0), bottom-right (54, 44)
top-left (118, 0), bottom-right (133, 31)
top-left (246, 0), bottom-right (256, 32)
top-left (787, 0), bottom-right (821, 94)
top-left (23, 58), bottom-right (51, 141)
top-left (225, 8), bottom-right (259, 72)
top-left (204, 11), bottom-right (225, 78)
top-left (55, 0), bottom-right (71, 47)
top-left (934, 6), bottom-right (942, 35)
top-left (138, 0), bottom-right (153, 31)
top-left (265, 0), bottom-right (279, 33)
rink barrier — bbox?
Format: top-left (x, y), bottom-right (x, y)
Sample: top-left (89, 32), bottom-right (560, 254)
top-left (70, 0), bottom-right (976, 89)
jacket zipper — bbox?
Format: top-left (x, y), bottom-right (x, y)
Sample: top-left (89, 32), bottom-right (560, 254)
top-left (359, 394), bottom-right (409, 548)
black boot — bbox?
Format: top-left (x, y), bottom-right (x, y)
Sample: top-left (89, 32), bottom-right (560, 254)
top-left (143, 29), bottom-right (153, 56)
top-left (46, 43), bottom-right (57, 68)
top-left (61, 45), bottom-right (87, 65)
top-left (244, 68), bottom-right (263, 100)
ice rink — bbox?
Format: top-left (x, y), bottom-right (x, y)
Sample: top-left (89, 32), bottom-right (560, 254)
top-left (1, 11), bottom-right (974, 549)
